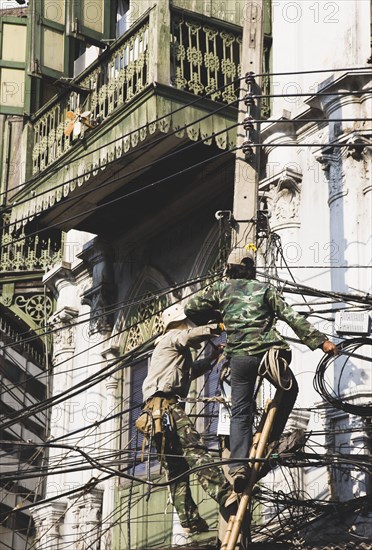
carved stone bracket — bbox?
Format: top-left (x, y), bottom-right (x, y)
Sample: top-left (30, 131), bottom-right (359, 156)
top-left (314, 129), bottom-right (371, 203)
top-left (49, 306), bottom-right (78, 361)
top-left (314, 147), bottom-right (338, 173)
top-left (346, 133), bottom-right (371, 161)
top-left (78, 238), bottom-right (116, 335)
top-left (81, 282), bottom-right (116, 335)
top-left (259, 168), bottom-right (303, 230)
top-left (314, 145), bottom-right (347, 204)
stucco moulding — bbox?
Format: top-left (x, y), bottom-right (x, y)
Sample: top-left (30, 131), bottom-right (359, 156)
top-left (314, 131), bottom-right (371, 205)
top-left (305, 69), bottom-right (372, 116)
top-left (42, 261), bottom-right (75, 294)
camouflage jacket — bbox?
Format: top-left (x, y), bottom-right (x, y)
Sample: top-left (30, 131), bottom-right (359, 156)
top-left (185, 279), bottom-right (327, 356)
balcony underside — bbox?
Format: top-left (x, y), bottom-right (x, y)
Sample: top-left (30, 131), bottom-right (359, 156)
top-left (11, 84), bottom-right (238, 238)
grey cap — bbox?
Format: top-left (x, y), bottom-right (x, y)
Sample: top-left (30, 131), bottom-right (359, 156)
top-left (227, 247), bottom-right (255, 265)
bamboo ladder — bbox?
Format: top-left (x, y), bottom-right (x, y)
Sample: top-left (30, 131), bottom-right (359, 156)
top-left (221, 388), bottom-right (284, 550)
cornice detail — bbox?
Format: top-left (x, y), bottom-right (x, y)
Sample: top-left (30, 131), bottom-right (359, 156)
top-left (314, 130), bottom-right (371, 204)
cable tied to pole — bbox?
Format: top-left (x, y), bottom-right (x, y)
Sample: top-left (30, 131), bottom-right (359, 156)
top-left (258, 348), bottom-right (293, 391)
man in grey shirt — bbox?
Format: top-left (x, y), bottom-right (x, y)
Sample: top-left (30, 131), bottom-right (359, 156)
top-left (141, 304), bottom-right (231, 535)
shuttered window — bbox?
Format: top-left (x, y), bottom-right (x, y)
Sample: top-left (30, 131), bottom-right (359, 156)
top-left (0, 18), bottom-right (29, 114)
top-left (31, 0), bottom-right (115, 80)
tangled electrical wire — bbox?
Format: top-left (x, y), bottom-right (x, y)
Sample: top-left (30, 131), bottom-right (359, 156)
top-left (314, 338), bottom-right (372, 417)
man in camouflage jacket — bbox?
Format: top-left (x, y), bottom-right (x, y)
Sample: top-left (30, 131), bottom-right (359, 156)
top-left (184, 247), bottom-right (337, 492)
top-left (141, 303), bottom-right (231, 534)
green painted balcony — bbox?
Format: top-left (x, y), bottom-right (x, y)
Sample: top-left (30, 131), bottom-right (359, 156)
top-left (9, 1), bottom-right (271, 238)
top-left (10, 5), bottom-right (248, 236)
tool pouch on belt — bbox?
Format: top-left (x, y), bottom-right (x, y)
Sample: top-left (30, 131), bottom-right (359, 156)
top-left (135, 396), bottom-right (176, 461)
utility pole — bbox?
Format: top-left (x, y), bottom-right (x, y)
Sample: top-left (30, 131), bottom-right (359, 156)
top-left (218, 4), bottom-right (264, 546)
top-left (232, 0), bottom-right (264, 249)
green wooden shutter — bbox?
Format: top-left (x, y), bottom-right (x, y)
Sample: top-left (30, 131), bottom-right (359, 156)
top-left (31, 0), bottom-right (70, 79)
top-left (30, 0), bottom-right (116, 80)
top-left (69, 0), bottom-right (116, 46)
top-left (0, 17), bottom-right (30, 114)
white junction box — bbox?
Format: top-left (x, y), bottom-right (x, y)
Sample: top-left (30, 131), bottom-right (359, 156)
top-left (335, 311), bottom-right (371, 335)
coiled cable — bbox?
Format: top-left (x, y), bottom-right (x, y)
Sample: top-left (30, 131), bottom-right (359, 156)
top-left (314, 338), bottom-right (372, 417)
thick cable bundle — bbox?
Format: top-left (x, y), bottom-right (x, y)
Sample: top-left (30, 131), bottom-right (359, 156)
top-left (314, 338), bottom-right (372, 417)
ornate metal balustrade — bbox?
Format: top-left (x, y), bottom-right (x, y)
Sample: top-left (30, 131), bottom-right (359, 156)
top-left (30, 11), bottom-right (269, 178)
top-left (0, 216), bottom-right (63, 272)
top-left (32, 18), bottom-right (149, 174)
top-left (171, 11), bottom-right (272, 117)
top-left (0, 218), bottom-right (59, 361)
top-left (171, 13), bottom-right (242, 104)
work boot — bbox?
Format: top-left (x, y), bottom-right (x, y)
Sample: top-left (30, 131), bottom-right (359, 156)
top-left (258, 428), bottom-right (306, 480)
top-left (230, 467), bottom-right (250, 494)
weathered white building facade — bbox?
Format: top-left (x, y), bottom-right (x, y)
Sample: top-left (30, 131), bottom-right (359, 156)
top-left (257, 1), bottom-right (372, 543)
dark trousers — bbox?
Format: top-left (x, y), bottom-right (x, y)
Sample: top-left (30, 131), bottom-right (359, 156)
top-left (229, 350), bottom-right (298, 474)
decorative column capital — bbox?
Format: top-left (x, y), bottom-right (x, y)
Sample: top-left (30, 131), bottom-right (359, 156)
top-left (345, 132), bottom-right (371, 161)
top-left (101, 349), bottom-right (120, 392)
top-left (69, 489), bottom-right (103, 550)
top-left (314, 130), bottom-right (371, 205)
top-left (314, 147), bottom-right (339, 172)
top-left (49, 306), bottom-right (78, 361)
top-left (43, 261), bottom-right (76, 297)
top-left (81, 282), bottom-right (116, 334)
top-left (259, 167), bottom-right (302, 230)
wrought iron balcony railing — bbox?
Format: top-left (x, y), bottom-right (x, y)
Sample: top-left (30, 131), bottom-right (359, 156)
top-left (171, 13), bottom-right (242, 103)
top-left (28, 8), bottom-right (274, 183)
top-left (0, 216), bottom-right (63, 272)
top-left (32, 16), bottom-right (150, 175)
top-left (29, 10), bottom-right (246, 177)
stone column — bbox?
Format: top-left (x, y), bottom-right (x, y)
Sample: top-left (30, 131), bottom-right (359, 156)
top-left (48, 306), bottom-right (78, 439)
top-left (79, 238), bottom-right (116, 335)
top-left (314, 74), bottom-right (372, 419)
top-left (42, 263), bottom-right (78, 504)
top-left (101, 349), bottom-right (121, 550)
top-left (260, 120), bottom-right (303, 273)
top-left (78, 237), bottom-right (117, 467)
top-left (68, 489), bottom-right (104, 550)
top-left (313, 72), bottom-right (371, 295)
top-left (31, 502), bottom-right (67, 550)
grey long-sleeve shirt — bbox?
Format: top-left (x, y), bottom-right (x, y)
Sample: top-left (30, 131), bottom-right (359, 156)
top-left (142, 325), bottom-right (217, 402)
